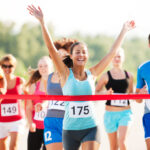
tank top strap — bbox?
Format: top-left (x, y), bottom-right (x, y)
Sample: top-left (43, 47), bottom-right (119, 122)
top-left (124, 70), bottom-right (129, 79)
top-left (48, 73), bottom-right (53, 83)
top-left (35, 81), bottom-right (40, 92)
top-left (68, 68), bottom-right (74, 79)
top-left (107, 71), bottom-right (112, 80)
top-left (85, 69), bottom-right (91, 76)
top-left (16, 77), bottom-right (21, 86)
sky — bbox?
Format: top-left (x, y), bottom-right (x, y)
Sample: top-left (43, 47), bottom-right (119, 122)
top-left (0, 0), bottom-right (149, 38)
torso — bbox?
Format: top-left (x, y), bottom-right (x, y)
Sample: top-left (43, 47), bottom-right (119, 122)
top-left (0, 76), bottom-right (24, 122)
top-left (137, 61), bottom-right (150, 114)
top-left (32, 81), bottom-right (46, 129)
top-left (105, 70), bottom-right (130, 110)
top-left (46, 72), bottom-right (64, 118)
top-left (62, 69), bottom-right (97, 130)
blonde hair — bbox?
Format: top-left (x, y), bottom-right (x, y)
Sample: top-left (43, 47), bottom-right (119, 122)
top-left (26, 56), bottom-right (53, 87)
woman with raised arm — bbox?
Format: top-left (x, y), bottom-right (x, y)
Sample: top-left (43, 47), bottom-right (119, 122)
top-left (26, 56), bottom-right (52, 150)
top-left (27, 5), bottom-right (135, 150)
top-left (43, 38), bottom-right (76, 150)
top-left (95, 48), bottom-right (134, 150)
top-left (0, 54), bottom-right (25, 150)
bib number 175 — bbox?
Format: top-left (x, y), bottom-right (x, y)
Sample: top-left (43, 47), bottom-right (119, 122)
top-left (69, 102), bottom-right (92, 118)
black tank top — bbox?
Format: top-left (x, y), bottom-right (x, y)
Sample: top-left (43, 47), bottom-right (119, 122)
top-left (105, 70), bottom-right (130, 106)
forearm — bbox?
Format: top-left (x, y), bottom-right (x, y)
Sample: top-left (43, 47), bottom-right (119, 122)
top-left (26, 108), bottom-right (33, 124)
top-left (40, 20), bottom-right (57, 56)
top-left (90, 28), bottom-right (127, 76)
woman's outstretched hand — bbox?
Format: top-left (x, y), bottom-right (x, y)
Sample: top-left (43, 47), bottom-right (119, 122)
top-left (27, 5), bottom-right (44, 23)
top-left (123, 20), bottom-right (136, 32)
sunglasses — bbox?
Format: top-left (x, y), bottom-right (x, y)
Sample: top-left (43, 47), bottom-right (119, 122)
top-left (2, 64), bottom-right (14, 68)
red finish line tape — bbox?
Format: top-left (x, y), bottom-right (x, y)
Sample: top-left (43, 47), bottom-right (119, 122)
top-left (0, 94), bottom-right (150, 101)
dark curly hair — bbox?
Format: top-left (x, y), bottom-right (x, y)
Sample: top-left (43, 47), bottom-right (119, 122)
top-left (53, 38), bottom-right (77, 68)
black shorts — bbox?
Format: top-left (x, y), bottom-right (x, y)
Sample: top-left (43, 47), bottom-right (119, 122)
top-left (27, 128), bottom-right (46, 150)
top-left (63, 126), bottom-right (100, 150)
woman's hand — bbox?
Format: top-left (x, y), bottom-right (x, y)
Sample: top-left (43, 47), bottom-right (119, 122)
top-left (138, 85), bottom-right (148, 94)
top-left (27, 5), bottom-right (44, 23)
top-left (106, 88), bottom-right (114, 95)
top-left (122, 20), bottom-right (136, 32)
top-left (29, 122), bottom-right (36, 132)
top-left (35, 103), bottom-right (43, 112)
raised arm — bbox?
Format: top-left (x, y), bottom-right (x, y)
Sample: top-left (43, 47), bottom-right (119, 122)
top-left (90, 21), bottom-right (135, 77)
top-left (27, 5), bottom-right (69, 83)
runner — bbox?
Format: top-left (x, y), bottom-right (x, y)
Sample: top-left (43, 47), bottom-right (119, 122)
top-left (95, 48), bottom-right (134, 150)
top-left (26, 56), bottom-right (52, 150)
top-left (136, 34), bottom-right (150, 150)
top-left (27, 5), bottom-right (135, 150)
top-left (0, 54), bottom-right (25, 150)
top-left (43, 38), bottom-right (76, 150)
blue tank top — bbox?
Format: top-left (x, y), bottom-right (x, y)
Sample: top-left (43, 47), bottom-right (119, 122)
top-left (62, 69), bottom-right (97, 130)
top-left (46, 73), bottom-right (65, 118)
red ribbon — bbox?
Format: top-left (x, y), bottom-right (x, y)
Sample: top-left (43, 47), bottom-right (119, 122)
top-left (0, 94), bottom-right (149, 101)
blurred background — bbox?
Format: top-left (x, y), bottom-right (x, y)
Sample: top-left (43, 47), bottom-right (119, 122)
top-left (0, 0), bottom-right (150, 80)
top-left (0, 0), bottom-right (150, 149)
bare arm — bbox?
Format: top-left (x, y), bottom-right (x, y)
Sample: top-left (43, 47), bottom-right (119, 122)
top-left (95, 73), bottom-right (108, 94)
top-left (26, 84), bottom-right (35, 126)
top-left (95, 73), bottom-right (113, 95)
top-left (27, 5), bottom-right (69, 85)
top-left (90, 21), bottom-right (135, 77)
top-left (128, 72), bottom-right (134, 93)
top-left (135, 86), bottom-right (148, 103)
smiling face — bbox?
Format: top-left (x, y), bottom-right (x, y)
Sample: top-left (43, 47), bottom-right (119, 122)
top-left (112, 48), bottom-right (125, 68)
top-left (70, 43), bottom-right (88, 67)
top-left (1, 60), bottom-right (15, 76)
top-left (38, 57), bottom-right (52, 77)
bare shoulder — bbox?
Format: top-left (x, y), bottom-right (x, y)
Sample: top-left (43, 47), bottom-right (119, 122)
top-left (19, 77), bottom-right (26, 84)
top-left (126, 71), bottom-right (133, 80)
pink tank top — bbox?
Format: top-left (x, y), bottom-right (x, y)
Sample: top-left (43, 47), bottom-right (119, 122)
top-left (0, 77), bottom-right (23, 122)
top-left (32, 81), bottom-right (46, 129)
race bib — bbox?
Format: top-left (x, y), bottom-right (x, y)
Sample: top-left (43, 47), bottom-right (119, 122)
top-left (111, 100), bottom-right (128, 107)
top-left (34, 109), bottom-right (47, 121)
top-left (69, 102), bottom-right (92, 118)
top-left (48, 101), bottom-right (65, 111)
top-left (1, 103), bottom-right (19, 116)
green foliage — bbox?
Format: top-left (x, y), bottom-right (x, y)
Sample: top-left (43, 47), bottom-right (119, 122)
top-left (0, 20), bottom-right (149, 83)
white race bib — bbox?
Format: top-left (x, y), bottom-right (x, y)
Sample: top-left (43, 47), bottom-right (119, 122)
top-left (1, 103), bottom-right (19, 116)
top-left (34, 109), bottom-right (47, 121)
top-left (48, 101), bottom-right (65, 111)
top-left (69, 102), bottom-right (92, 118)
top-left (111, 100), bottom-right (128, 107)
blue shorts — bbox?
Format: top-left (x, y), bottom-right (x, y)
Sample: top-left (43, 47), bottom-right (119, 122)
top-left (143, 113), bottom-right (150, 139)
top-left (104, 109), bottom-right (132, 133)
top-left (44, 117), bottom-right (63, 145)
